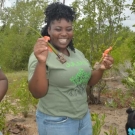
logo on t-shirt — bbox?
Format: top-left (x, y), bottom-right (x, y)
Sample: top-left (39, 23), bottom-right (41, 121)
top-left (68, 68), bottom-right (91, 96)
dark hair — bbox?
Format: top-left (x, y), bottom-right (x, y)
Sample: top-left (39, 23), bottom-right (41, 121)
top-left (41, 2), bottom-right (76, 52)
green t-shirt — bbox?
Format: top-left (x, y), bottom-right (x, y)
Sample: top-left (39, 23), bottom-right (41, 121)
top-left (28, 48), bottom-right (92, 119)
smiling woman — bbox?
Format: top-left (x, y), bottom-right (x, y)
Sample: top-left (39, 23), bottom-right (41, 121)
top-left (47, 19), bottom-right (73, 53)
top-left (27, 2), bottom-right (114, 135)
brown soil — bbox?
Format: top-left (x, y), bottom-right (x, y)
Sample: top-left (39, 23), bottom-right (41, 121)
top-left (90, 105), bottom-right (127, 135)
top-left (5, 78), bottom-right (128, 135)
top-left (5, 104), bottom-right (127, 135)
top-left (5, 113), bottom-right (38, 135)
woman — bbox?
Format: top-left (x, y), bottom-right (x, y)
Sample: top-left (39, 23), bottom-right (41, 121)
top-left (0, 68), bottom-right (8, 102)
top-left (28, 2), bottom-right (113, 135)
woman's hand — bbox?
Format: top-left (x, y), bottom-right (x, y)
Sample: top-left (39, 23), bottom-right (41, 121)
top-left (88, 54), bottom-right (114, 86)
top-left (99, 54), bottom-right (114, 70)
top-left (34, 38), bottom-right (48, 63)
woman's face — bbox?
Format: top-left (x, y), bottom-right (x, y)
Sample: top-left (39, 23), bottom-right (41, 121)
top-left (48, 18), bottom-right (73, 50)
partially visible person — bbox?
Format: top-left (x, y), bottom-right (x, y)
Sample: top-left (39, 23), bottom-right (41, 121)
top-left (125, 107), bottom-right (135, 135)
top-left (0, 68), bottom-right (8, 102)
top-left (28, 2), bottom-right (114, 135)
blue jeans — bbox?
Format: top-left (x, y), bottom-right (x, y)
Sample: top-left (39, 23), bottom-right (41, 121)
top-left (36, 109), bottom-right (93, 135)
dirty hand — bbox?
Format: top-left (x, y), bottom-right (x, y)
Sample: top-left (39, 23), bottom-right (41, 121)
top-left (100, 54), bottom-right (114, 70)
top-left (34, 38), bottom-right (48, 63)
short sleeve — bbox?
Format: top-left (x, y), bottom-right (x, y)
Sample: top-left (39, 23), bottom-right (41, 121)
top-left (28, 53), bottom-right (49, 81)
top-left (28, 53), bottom-right (38, 81)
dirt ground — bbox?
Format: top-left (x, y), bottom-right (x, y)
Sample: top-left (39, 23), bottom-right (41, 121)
top-left (5, 77), bottom-right (128, 135)
top-left (90, 105), bottom-right (127, 135)
top-left (5, 104), bottom-right (128, 135)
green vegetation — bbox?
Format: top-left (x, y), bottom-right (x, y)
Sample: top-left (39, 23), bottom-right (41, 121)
top-left (2, 70), bottom-right (135, 134)
top-left (0, 0), bottom-right (135, 134)
top-left (0, 0), bottom-right (134, 71)
top-left (0, 71), bottom-right (38, 133)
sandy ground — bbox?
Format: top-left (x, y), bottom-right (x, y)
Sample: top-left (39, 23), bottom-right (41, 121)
top-left (5, 104), bottom-right (128, 135)
top-left (5, 77), bottom-right (128, 135)
top-left (90, 105), bottom-right (127, 135)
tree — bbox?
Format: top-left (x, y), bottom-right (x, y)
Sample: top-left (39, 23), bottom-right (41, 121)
top-left (72, 0), bottom-right (128, 64)
top-left (71, 0), bottom-right (133, 104)
top-left (130, 0), bottom-right (135, 13)
top-left (0, 0), bottom-right (48, 70)
top-left (0, 0), bottom-right (5, 14)
top-left (0, 0), bottom-right (5, 8)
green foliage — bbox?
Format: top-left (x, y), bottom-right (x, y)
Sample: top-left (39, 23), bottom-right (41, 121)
top-left (105, 98), bottom-right (117, 108)
top-left (72, 0), bottom-right (133, 66)
top-left (102, 89), bottom-right (135, 108)
top-left (0, 73), bottom-right (38, 134)
top-left (92, 113), bottom-right (105, 135)
top-left (13, 77), bottom-right (38, 117)
top-left (130, 0), bottom-right (135, 13)
top-left (0, 0), bottom-right (47, 71)
top-left (111, 42), bottom-right (131, 65)
top-left (0, 97), bottom-right (18, 132)
top-left (0, 0), bottom-right (134, 71)
top-left (104, 126), bottom-right (118, 135)
top-left (121, 34), bottom-right (135, 92)
top-left (127, 35), bottom-right (135, 63)
top-left (122, 62), bottom-right (135, 91)
top-left (92, 112), bottom-right (118, 135)
top-left (0, 71), bottom-right (38, 133)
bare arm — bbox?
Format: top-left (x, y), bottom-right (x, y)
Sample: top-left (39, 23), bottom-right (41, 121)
top-left (88, 69), bottom-right (104, 86)
top-left (0, 70), bottom-right (8, 101)
top-left (28, 38), bottom-right (49, 99)
top-left (28, 62), bottom-right (48, 99)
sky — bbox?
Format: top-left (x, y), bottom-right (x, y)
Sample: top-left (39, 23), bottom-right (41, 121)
top-left (4, 0), bottom-right (135, 31)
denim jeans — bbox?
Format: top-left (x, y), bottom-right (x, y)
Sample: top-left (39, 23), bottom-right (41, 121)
top-left (36, 109), bottom-right (93, 135)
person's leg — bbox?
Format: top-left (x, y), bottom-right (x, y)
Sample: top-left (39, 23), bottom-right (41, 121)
top-left (79, 109), bottom-right (93, 135)
top-left (36, 110), bottom-right (80, 135)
